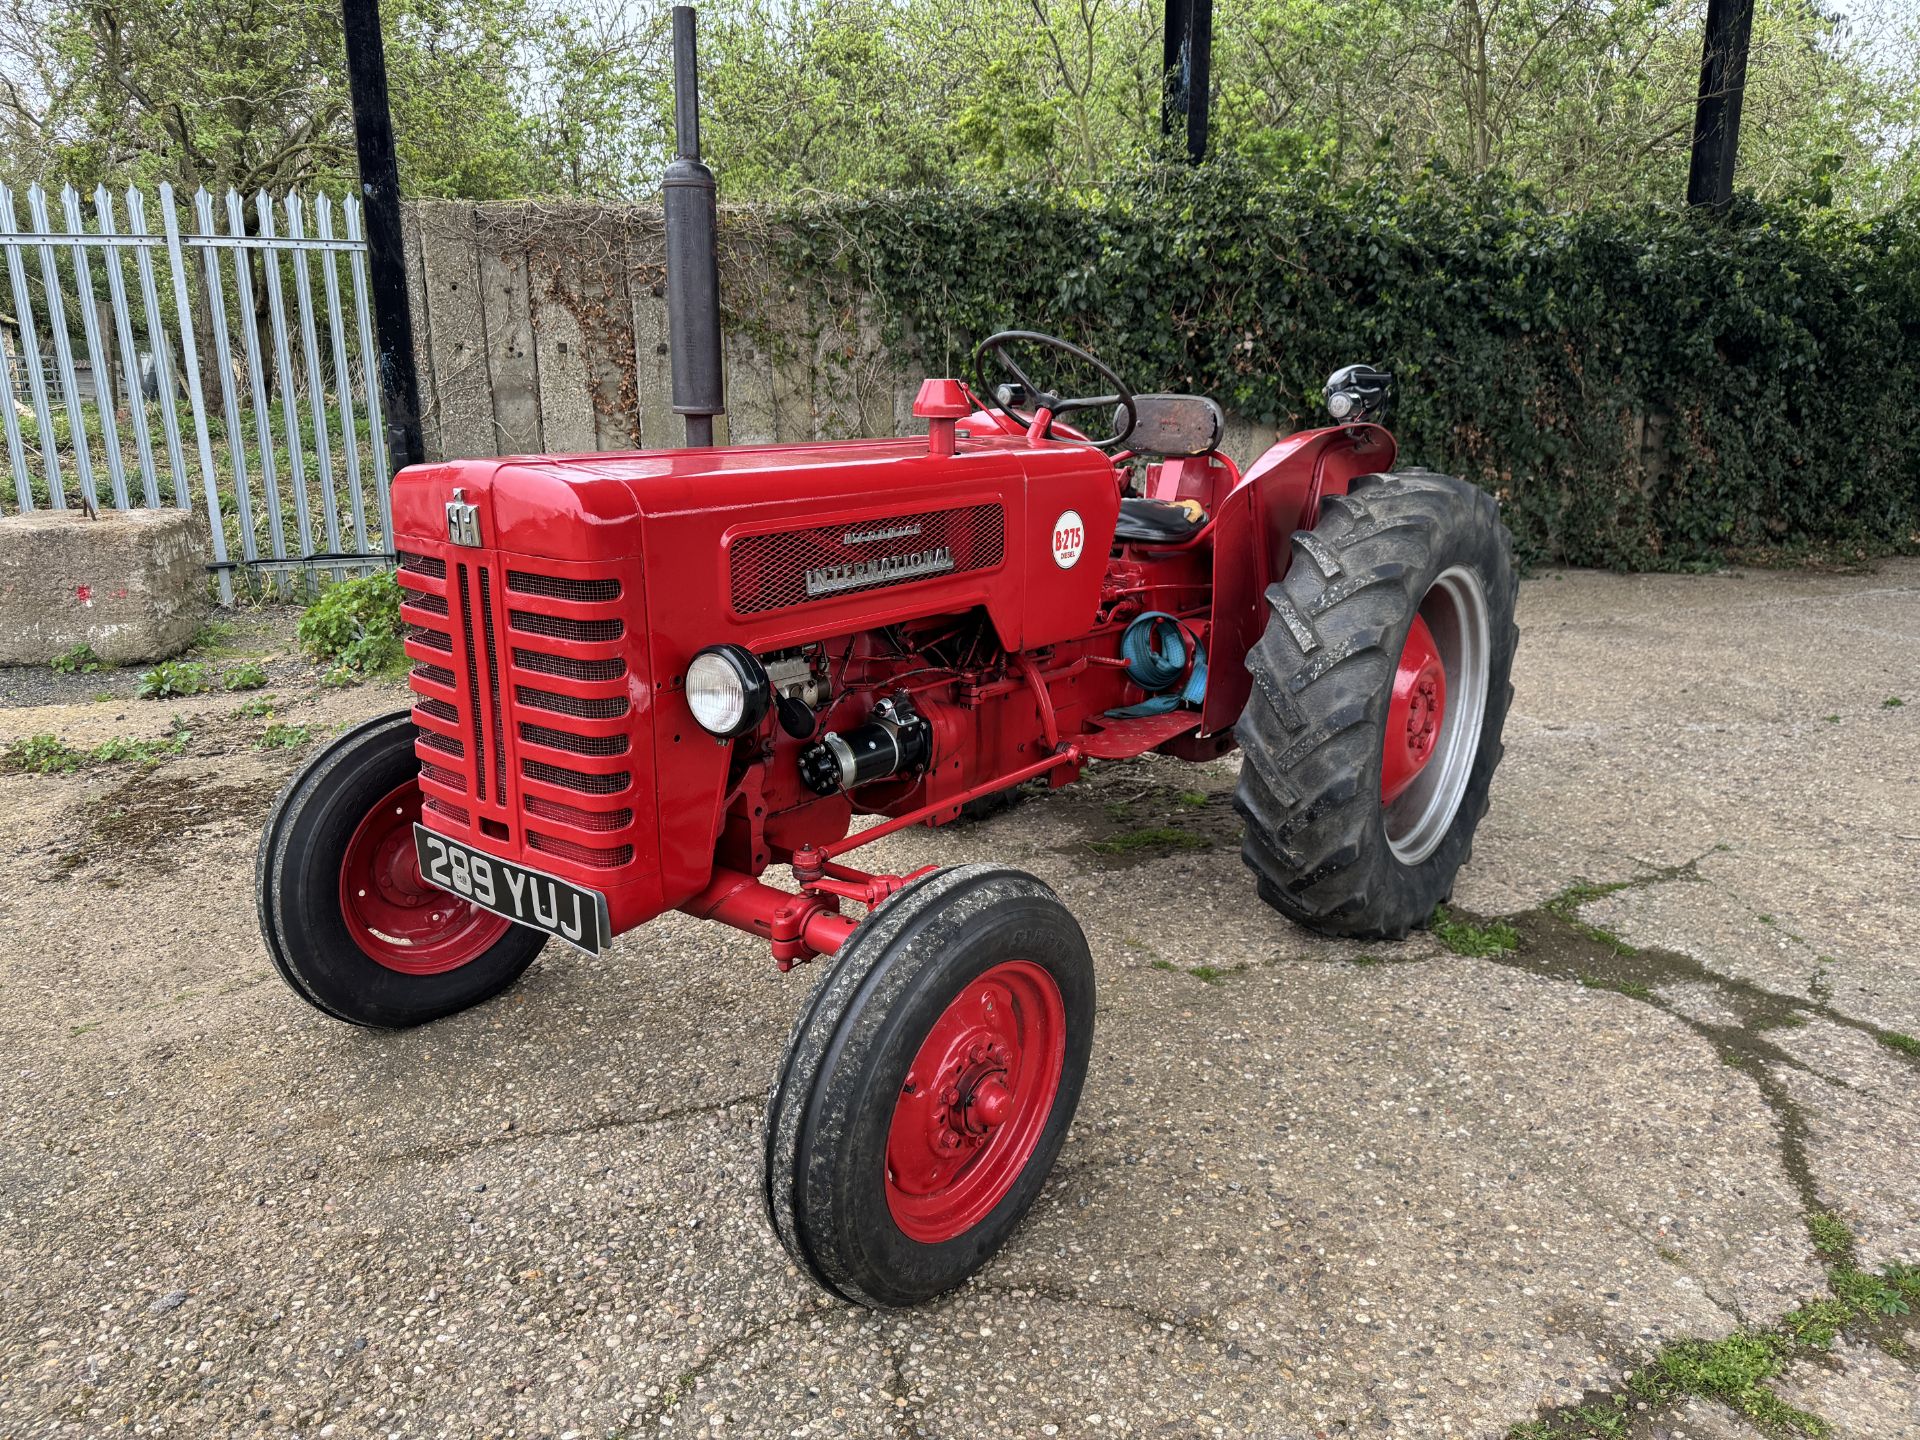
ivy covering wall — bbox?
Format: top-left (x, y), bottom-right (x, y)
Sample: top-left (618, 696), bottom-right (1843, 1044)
top-left (778, 166), bottom-right (1920, 570)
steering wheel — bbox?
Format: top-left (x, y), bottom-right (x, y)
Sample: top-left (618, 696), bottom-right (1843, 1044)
top-left (971, 330), bottom-right (1138, 451)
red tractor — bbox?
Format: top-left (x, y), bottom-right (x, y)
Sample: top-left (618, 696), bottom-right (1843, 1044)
top-left (258, 331), bottom-right (1517, 1307)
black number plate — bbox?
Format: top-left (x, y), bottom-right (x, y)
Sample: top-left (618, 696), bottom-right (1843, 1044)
top-left (413, 824), bottom-right (611, 956)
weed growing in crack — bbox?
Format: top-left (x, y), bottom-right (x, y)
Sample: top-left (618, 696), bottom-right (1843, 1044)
top-left (1806, 1211), bottom-right (1853, 1261)
top-left (1578, 975), bottom-right (1652, 1000)
top-left (1882, 1031), bottom-right (1920, 1057)
top-left (1829, 1263), bottom-right (1918, 1317)
top-left (1655, 1334), bottom-right (1825, 1434)
top-left (1430, 906), bottom-right (1518, 957)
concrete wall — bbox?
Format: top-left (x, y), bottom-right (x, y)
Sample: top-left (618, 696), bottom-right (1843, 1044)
top-left (403, 201), bottom-right (1279, 468)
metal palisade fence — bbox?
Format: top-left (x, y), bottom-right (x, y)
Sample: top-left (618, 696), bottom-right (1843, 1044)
top-left (0, 182), bottom-right (394, 601)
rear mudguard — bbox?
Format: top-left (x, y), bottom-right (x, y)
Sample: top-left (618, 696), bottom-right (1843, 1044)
top-left (1200, 424), bottom-right (1396, 736)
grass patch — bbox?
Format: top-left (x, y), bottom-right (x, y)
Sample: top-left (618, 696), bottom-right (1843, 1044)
top-left (1088, 825), bottom-right (1208, 855)
top-left (137, 660), bottom-right (210, 699)
top-left (222, 662), bottom-right (269, 692)
top-left (1431, 906), bottom-right (1518, 958)
top-left (1880, 1031), bottom-right (1920, 1057)
top-left (259, 722), bottom-right (319, 751)
top-left (2, 726), bottom-right (191, 774)
top-left (188, 619), bottom-right (242, 654)
top-left (1883, 696), bottom-right (1904, 709)
top-left (50, 643), bottom-right (104, 675)
top-left (1188, 965), bottom-right (1225, 984)
top-left (1176, 790), bottom-right (1208, 808)
top-left (297, 571), bottom-right (405, 679)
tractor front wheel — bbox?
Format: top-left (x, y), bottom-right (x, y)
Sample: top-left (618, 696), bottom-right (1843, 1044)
top-left (256, 710), bottom-right (548, 1028)
top-left (763, 865), bottom-right (1093, 1307)
top-left (1234, 469), bottom-right (1518, 939)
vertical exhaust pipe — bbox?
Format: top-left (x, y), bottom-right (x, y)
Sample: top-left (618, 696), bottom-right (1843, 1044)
top-left (664, 3), bottom-right (724, 447)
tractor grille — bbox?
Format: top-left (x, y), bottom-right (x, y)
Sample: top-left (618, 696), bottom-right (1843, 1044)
top-left (403, 546), bottom-right (640, 876)
top-left (728, 503), bottom-right (1005, 615)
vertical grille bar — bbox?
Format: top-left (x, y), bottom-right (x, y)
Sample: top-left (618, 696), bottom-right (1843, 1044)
top-left (479, 566), bottom-right (508, 808)
top-left (456, 563), bottom-right (488, 804)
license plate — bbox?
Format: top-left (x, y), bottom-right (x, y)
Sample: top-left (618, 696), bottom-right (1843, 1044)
top-left (413, 824), bottom-right (612, 957)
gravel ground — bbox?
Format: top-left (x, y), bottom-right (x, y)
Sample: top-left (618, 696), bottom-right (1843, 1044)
top-left (1, 564), bottom-right (1916, 1439)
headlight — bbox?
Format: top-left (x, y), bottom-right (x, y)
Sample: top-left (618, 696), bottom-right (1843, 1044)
top-left (686, 645), bottom-right (770, 738)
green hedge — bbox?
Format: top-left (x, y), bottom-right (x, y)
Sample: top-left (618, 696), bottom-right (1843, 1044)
top-left (781, 166), bottom-right (1920, 570)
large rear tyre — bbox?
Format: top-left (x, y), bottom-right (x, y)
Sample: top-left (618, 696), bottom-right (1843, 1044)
top-left (1234, 470), bottom-right (1518, 939)
top-left (256, 710), bottom-right (548, 1028)
top-left (763, 865), bottom-right (1094, 1307)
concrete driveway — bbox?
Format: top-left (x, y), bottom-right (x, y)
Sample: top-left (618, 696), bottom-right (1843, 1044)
top-left (2, 563), bottom-right (1916, 1439)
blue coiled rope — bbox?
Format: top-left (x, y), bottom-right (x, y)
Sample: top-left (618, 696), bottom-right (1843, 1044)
top-left (1110, 611), bottom-right (1207, 716)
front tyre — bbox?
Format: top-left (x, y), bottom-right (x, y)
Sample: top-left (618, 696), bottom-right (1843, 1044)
top-left (764, 865), bottom-right (1094, 1307)
top-left (1234, 470), bottom-right (1519, 939)
top-left (256, 710), bottom-right (548, 1028)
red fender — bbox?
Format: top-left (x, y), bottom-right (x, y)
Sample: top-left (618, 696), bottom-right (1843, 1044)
top-left (1199, 424), bottom-right (1397, 736)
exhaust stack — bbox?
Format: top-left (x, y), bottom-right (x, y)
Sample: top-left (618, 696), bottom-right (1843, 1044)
top-left (664, 4), bottom-right (724, 447)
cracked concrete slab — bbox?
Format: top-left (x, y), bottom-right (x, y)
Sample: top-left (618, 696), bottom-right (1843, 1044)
top-left (3, 561), bottom-right (1918, 1439)
top-left (1773, 1339), bottom-right (1920, 1439)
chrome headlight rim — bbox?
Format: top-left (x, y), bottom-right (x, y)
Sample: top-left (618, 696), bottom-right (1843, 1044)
top-left (686, 644), bottom-right (771, 738)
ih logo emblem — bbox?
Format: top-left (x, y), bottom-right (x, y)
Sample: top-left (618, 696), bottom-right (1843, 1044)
top-left (1051, 510), bottom-right (1084, 569)
top-left (446, 488), bottom-right (482, 547)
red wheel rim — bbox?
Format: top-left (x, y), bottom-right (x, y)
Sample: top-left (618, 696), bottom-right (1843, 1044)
top-left (338, 780), bottom-right (512, 975)
top-left (885, 960), bottom-right (1067, 1245)
top-left (1380, 612), bottom-right (1447, 804)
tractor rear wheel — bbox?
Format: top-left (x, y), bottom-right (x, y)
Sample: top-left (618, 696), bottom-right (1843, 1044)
top-left (1234, 470), bottom-right (1518, 939)
top-left (763, 865), bottom-right (1093, 1307)
top-left (257, 710), bottom-right (548, 1028)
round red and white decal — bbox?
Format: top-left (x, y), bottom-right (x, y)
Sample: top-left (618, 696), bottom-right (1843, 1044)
top-left (1051, 510), bottom-right (1085, 569)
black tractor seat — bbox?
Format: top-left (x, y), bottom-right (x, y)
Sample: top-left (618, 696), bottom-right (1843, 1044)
top-left (1113, 496), bottom-right (1207, 545)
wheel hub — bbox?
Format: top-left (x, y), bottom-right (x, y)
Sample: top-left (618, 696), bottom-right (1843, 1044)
top-left (1381, 614), bottom-right (1447, 804)
top-left (1380, 565), bottom-right (1494, 865)
top-left (339, 779), bottom-right (512, 976)
top-left (885, 961), bottom-right (1067, 1244)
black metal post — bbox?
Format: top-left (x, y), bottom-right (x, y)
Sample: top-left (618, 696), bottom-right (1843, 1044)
top-left (664, 4), bottom-right (724, 447)
top-left (342, 0), bottom-right (425, 470)
top-left (1161, 0), bottom-right (1213, 165)
top-left (1686, 0), bottom-right (1755, 208)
